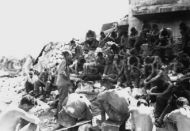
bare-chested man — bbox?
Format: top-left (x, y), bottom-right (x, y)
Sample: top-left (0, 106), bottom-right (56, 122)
top-left (164, 97), bottom-right (190, 131)
top-left (129, 99), bottom-right (153, 131)
top-left (0, 95), bottom-right (40, 131)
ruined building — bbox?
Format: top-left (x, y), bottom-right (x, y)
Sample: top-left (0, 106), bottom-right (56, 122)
top-left (128, 0), bottom-right (190, 40)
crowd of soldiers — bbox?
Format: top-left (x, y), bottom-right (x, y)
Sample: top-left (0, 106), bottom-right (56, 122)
top-left (24, 21), bottom-right (190, 131)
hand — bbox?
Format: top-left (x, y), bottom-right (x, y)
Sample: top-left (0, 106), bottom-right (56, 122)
top-left (146, 90), bottom-right (151, 95)
top-left (34, 117), bottom-right (40, 125)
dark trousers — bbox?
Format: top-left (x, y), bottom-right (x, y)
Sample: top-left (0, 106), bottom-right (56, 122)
top-left (25, 80), bottom-right (34, 93)
top-left (34, 80), bottom-right (45, 97)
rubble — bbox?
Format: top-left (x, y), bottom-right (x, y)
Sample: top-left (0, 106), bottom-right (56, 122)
top-left (33, 42), bottom-right (69, 71)
top-left (0, 76), bottom-right (58, 131)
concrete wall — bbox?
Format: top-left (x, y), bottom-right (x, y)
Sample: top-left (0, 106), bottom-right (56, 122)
top-left (128, 0), bottom-right (190, 40)
top-left (130, 0), bottom-right (188, 7)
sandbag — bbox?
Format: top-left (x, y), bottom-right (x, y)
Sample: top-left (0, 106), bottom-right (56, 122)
top-left (65, 93), bottom-right (92, 120)
top-left (98, 89), bottom-right (130, 114)
top-left (96, 88), bottom-right (132, 121)
top-left (58, 107), bottom-right (77, 127)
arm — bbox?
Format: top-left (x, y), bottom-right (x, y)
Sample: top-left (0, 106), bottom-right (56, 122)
top-left (148, 82), bottom-right (173, 96)
top-left (38, 73), bottom-right (46, 85)
top-left (145, 70), bottom-right (163, 84)
top-left (144, 70), bottom-right (155, 83)
top-left (14, 108), bottom-right (40, 125)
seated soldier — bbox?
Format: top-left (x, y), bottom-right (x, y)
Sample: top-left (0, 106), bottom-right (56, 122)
top-left (70, 57), bottom-right (86, 74)
top-left (44, 65), bottom-right (59, 98)
top-left (102, 55), bottom-right (121, 84)
top-left (95, 52), bottom-right (106, 74)
top-left (142, 56), bottom-right (154, 90)
top-left (117, 57), bottom-right (131, 88)
top-left (25, 70), bottom-right (38, 94)
top-left (135, 22), bottom-right (151, 53)
top-left (128, 27), bottom-right (138, 49)
top-left (0, 95), bottom-right (40, 131)
top-left (164, 97), bottom-right (190, 131)
top-left (118, 48), bottom-right (141, 88)
top-left (119, 46), bottom-right (129, 59)
top-left (82, 55), bottom-right (102, 81)
top-left (33, 68), bottom-right (49, 98)
top-left (153, 28), bottom-right (173, 64)
top-left (128, 55), bottom-right (142, 88)
top-left (149, 24), bottom-right (160, 53)
top-left (179, 22), bottom-right (190, 57)
top-left (177, 53), bottom-right (190, 73)
top-left (120, 31), bottom-right (128, 48)
top-left (144, 58), bottom-right (173, 126)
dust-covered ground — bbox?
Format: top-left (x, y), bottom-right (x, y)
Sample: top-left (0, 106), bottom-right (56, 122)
top-left (0, 74), bottom-right (58, 131)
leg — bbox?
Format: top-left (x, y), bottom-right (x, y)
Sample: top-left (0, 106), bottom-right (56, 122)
top-left (33, 80), bottom-right (44, 97)
top-left (44, 81), bottom-right (51, 97)
top-left (25, 80), bottom-right (34, 94)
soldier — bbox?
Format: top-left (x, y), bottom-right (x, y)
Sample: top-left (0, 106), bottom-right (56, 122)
top-left (0, 95), bottom-right (40, 131)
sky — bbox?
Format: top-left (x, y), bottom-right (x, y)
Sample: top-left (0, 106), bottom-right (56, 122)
top-left (0, 0), bottom-right (129, 59)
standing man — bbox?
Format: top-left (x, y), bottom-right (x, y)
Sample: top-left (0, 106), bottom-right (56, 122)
top-left (55, 50), bottom-right (73, 129)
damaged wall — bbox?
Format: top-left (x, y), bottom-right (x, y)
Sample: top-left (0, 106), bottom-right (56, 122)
top-left (128, 0), bottom-right (190, 39)
top-left (130, 0), bottom-right (187, 7)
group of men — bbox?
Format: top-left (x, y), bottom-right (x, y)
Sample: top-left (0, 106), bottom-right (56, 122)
top-left (3, 21), bottom-right (190, 131)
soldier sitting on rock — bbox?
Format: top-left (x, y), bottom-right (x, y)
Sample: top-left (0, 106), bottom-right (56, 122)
top-left (25, 69), bottom-right (38, 94)
top-left (33, 68), bottom-right (50, 99)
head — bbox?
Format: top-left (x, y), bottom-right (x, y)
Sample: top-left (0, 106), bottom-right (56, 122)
top-left (176, 97), bottom-right (189, 108)
top-left (86, 30), bottom-right (96, 40)
top-left (70, 40), bottom-right (76, 46)
top-left (159, 28), bottom-right (170, 39)
top-left (142, 21), bottom-right (151, 32)
top-left (128, 56), bottom-right (138, 66)
top-left (144, 56), bottom-right (154, 65)
top-left (152, 24), bottom-right (159, 30)
top-left (62, 51), bottom-right (71, 60)
top-left (100, 32), bottom-right (106, 38)
top-left (19, 95), bottom-right (37, 111)
top-left (130, 27), bottom-right (138, 36)
top-left (97, 52), bottom-right (103, 58)
top-left (110, 31), bottom-right (117, 39)
top-left (110, 44), bottom-right (118, 54)
top-left (28, 71), bottom-right (34, 78)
